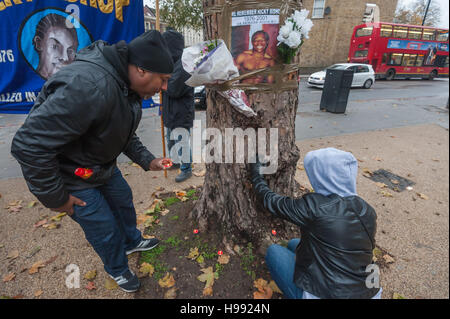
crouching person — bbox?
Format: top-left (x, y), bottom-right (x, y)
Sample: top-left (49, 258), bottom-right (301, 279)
top-left (249, 148), bottom-right (382, 299)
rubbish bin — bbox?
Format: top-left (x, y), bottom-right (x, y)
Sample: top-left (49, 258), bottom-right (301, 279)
top-left (320, 69), bottom-right (354, 114)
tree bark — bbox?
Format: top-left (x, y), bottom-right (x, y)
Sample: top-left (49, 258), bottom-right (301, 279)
top-left (191, 0), bottom-right (303, 254)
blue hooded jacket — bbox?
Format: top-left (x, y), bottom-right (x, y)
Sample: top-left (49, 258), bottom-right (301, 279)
top-left (304, 148), bottom-right (358, 197)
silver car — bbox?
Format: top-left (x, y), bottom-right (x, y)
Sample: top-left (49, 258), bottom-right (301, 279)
top-left (307, 63), bottom-right (376, 89)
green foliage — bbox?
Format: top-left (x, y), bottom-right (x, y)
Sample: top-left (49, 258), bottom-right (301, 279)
top-left (160, 0), bottom-right (203, 32)
top-left (140, 245), bottom-right (168, 280)
top-left (164, 197), bottom-right (181, 207)
top-left (165, 236), bottom-right (182, 247)
top-left (277, 41), bottom-right (303, 64)
top-left (240, 242), bottom-right (256, 280)
top-left (169, 215), bottom-right (180, 221)
top-left (186, 189), bottom-right (197, 197)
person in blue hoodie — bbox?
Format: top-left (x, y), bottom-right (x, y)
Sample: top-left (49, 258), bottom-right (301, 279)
top-left (250, 148), bottom-right (382, 299)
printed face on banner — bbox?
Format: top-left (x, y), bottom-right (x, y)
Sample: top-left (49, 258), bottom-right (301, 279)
top-left (231, 9), bottom-right (280, 84)
top-left (19, 9), bottom-right (93, 80)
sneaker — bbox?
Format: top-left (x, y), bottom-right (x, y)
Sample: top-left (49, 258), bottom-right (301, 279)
top-left (175, 171), bottom-right (192, 183)
top-left (126, 237), bottom-right (159, 255)
top-left (110, 269), bottom-right (140, 293)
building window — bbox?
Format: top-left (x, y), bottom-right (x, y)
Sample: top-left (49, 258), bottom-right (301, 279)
top-left (312, 0), bottom-right (326, 18)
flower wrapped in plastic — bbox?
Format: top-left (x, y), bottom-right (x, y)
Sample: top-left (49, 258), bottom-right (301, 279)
top-left (182, 39), bottom-right (256, 117)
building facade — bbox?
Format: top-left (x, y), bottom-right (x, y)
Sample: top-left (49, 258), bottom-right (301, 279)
top-left (144, 5), bottom-right (168, 33)
top-left (299, 0), bottom-right (398, 72)
top-left (181, 25), bottom-right (204, 47)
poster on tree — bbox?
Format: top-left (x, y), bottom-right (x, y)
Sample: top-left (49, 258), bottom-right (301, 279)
top-left (231, 9), bottom-right (280, 84)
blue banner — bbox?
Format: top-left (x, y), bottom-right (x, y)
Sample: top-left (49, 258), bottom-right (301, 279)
top-left (0, 0), bottom-right (157, 113)
top-left (387, 39), bottom-right (449, 52)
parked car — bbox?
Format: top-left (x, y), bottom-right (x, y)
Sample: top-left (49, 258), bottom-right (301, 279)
top-left (307, 63), bottom-right (375, 89)
top-left (194, 86), bottom-right (206, 109)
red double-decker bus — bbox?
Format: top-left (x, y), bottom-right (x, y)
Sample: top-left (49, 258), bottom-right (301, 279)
top-left (348, 22), bottom-right (449, 80)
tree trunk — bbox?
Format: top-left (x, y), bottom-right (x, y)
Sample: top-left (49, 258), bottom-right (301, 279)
top-left (191, 0), bottom-right (303, 254)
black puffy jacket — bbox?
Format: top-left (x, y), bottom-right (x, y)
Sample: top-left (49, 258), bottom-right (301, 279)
top-left (161, 30), bottom-right (194, 130)
top-left (11, 40), bottom-right (156, 209)
top-left (250, 163), bottom-right (380, 299)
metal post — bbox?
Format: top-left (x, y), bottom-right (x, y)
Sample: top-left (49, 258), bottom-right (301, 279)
top-left (422, 0), bottom-right (432, 26)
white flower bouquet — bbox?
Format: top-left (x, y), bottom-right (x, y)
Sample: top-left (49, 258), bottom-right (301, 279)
top-left (277, 9), bottom-right (313, 64)
top-left (182, 39), bottom-right (256, 117)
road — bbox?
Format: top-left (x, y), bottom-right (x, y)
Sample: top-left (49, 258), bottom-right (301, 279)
top-left (0, 78), bottom-right (448, 179)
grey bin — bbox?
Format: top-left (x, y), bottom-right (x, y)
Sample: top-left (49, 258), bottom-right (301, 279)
top-left (320, 69), bottom-right (354, 114)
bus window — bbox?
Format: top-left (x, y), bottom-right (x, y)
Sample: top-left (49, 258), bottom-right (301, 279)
top-left (354, 50), bottom-right (368, 57)
top-left (434, 55), bottom-right (448, 67)
top-left (437, 30), bottom-right (449, 42)
top-left (388, 53), bottom-right (403, 66)
top-left (380, 24), bottom-right (393, 37)
top-left (356, 26), bottom-right (373, 37)
top-left (382, 53), bottom-right (388, 64)
top-left (408, 27), bottom-right (422, 40)
top-left (402, 54), bottom-right (417, 66)
top-left (422, 29), bottom-right (436, 40)
top-left (415, 55), bottom-right (424, 67)
top-left (393, 26), bottom-right (408, 38)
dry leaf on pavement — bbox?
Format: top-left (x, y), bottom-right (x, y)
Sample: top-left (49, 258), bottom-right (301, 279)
top-left (375, 182), bottom-right (387, 188)
top-left (34, 219), bottom-right (48, 228)
top-left (393, 292), bottom-right (405, 299)
top-left (417, 193), bottom-right (429, 200)
top-left (3, 273), bottom-right (16, 282)
top-left (383, 254), bottom-right (395, 264)
top-left (380, 190), bottom-right (393, 198)
top-left (7, 250), bottom-right (19, 260)
top-left (50, 213), bottom-right (66, 222)
top-left (158, 272), bottom-right (175, 288)
top-left (29, 261), bottom-right (46, 274)
top-left (85, 282), bottom-right (96, 291)
top-left (84, 270), bottom-right (97, 281)
top-left (27, 201), bottom-right (37, 208)
top-left (193, 170), bottom-right (206, 177)
top-left (34, 290), bottom-right (43, 297)
top-left (105, 278), bottom-right (118, 290)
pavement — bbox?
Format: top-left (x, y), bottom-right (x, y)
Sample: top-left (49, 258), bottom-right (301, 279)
top-left (0, 79), bottom-right (448, 299)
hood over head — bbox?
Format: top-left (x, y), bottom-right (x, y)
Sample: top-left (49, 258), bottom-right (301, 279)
top-left (162, 29), bottom-right (185, 62)
top-left (304, 148), bottom-right (358, 197)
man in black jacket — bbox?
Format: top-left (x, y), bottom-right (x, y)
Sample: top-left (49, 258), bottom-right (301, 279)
top-left (11, 31), bottom-right (174, 293)
top-left (250, 148), bottom-right (382, 299)
top-left (162, 29), bottom-right (195, 183)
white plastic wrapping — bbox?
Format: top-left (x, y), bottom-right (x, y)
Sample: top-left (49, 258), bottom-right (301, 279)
top-left (182, 40), bottom-right (256, 117)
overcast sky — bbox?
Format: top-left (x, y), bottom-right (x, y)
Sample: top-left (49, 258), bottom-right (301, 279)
top-left (144, 0), bottom-right (449, 28)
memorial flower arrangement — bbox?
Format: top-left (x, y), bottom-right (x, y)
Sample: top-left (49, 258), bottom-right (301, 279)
top-left (277, 9), bottom-right (313, 64)
top-left (182, 39), bottom-right (256, 117)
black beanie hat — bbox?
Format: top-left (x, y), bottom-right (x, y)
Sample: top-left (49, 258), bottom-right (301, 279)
top-left (128, 30), bottom-right (174, 74)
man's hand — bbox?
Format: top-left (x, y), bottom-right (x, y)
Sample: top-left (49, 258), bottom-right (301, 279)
top-left (52, 194), bottom-right (86, 216)
top-left (150, 158), bottom-right (173, 171)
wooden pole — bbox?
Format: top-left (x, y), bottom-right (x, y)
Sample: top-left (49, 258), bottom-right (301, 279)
top-left (155, 0), bottom-right (168, 178)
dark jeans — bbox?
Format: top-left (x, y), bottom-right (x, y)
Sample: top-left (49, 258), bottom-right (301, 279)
top-left (166, 127), bottom-right (192, 173)
top-left (70, 167), bottom-right (141, 277)
top-left (265, 238), bottom-right (304, 299)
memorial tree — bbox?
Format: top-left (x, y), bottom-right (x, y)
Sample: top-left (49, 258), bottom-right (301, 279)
top-left (189, 0), bottom-right (311, 253)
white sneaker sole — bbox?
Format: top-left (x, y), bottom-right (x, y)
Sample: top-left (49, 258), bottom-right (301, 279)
top-left (125, 241), bottom-right (159, 255)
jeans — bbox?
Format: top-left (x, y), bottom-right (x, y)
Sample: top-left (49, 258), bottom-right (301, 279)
top-left (265, 238), bottom-right (304, 299)
top-left (70, 167), bottom-right (142, 277)
top-left (166, 127), bottom-right (192, 173)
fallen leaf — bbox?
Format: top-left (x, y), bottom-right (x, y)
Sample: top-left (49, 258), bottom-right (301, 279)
top-left (197, 267), bottom-right (216, 296)
top-left (44, 255), bottom-right (58, 266)
top-left (374, 157), bottom-right (383, 161)
top-left (187, 247), bottom-right (199, 260)
top-left (375, 182), bottom-right (387, 188)
top-left (417, 193), bottom-right (429, 200)
top-left (7, 250), bottom-right (19, 260)
top-left (193, 170), bottom-right (206, 177)
top-left (139, 263), bottom-right (155, 277)
top-left (34, 219), bottom-right (48, 228)
top-left (380, 190), bottom-right (393, 198)
top-left (196, 255), bottom-right (205, 264)
top-left (373, 247), bottom-right (383, 262)
top-left (131, 163), bottom-right (140, 168)
top-left (268, 280), bottom-right (282, 294)
top-left (49, 213), bottom-right (66, 222)
top-left (29, 261), bottom-right (46, 274)
top-left (297, 165), bottom-right (304, 170)
top-left (390, 179), bottom-right (399, 185)
top-left (181, 196), bottom-right (189, 202)
top-left (27, 201), bottom-right (37, 208)
top-left (164, 287), bottom-right (177, 299)
top-left (43, 223), bottom-right (60, 230)
top-left (34, 290), bottom-right (43, 297)
top-left (383, 254), bottom-right (395, 264)
top-left (3, 273), bottom-right (15, 282)
top-left (217, 254), bottom-right (230, 265)
top-left (160, 209), bottom-right (170, 216)
top-left (84, 270), bottom-right (97, 281)
top-left (253, 278), bottom-right (273, 299)
top-left (158, 272), bottom-right (175, 288)
top-left (137, 214), bottom-right (154, 226)
top-left (105, 278), bottom-right (118, 290)
top-left (85, 281), bottom-right (96, 291)
top-left (142, 234), bottom-right (155, 240)
top-left (393, 293), bottom-right (405, 299)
